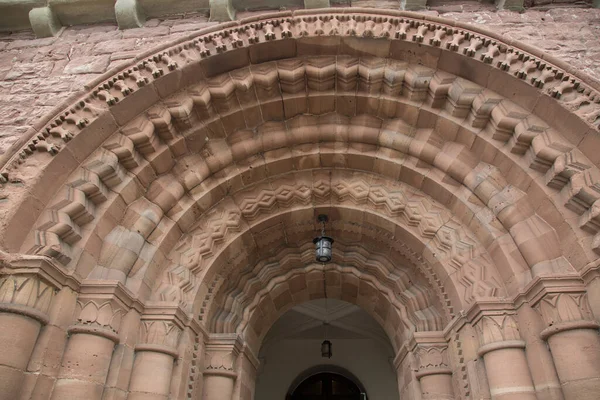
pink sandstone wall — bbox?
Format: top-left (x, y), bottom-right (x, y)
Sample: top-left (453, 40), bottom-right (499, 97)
top-left (0, 4), bottom-right (598, 155)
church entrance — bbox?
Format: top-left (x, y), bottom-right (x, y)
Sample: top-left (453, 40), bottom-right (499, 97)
top-left (288, 372), bottom-right (365, 400)
top-left (255, 299), bottom-right (393, 400)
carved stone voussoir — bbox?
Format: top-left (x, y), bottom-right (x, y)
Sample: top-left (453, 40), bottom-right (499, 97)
top-left (2, 9), bottom-right (599, 186)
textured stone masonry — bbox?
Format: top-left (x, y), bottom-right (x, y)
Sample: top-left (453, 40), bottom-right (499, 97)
top-left (0, 5), bottom-right (598, 155)
top-left (1, 7), bottom-right (600, 400)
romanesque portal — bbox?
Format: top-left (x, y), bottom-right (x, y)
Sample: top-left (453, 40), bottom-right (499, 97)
top-left (1, 8), bottom-right (600, 400)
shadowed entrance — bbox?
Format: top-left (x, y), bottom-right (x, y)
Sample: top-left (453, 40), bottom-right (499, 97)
top-left (256, 299), bottom-right (398, 399)
top-left (289, 372), bottom-right (364, 400)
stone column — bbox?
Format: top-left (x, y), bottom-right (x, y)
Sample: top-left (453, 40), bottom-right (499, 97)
top-left (127, 310), bottom-right (184, 400)
top-left (0, 273), bottom-right (55, 399)
top-left (468, 302), bottom-right (537, 400)
top-left (393, 345), bottom-right (422, 400)
top-left (515, 303), bottom-right (564, 400)
top-left (50, 285), bottom-right (129, 400)
top-left (409, 332), bottom-right (454, 400)
top-left (202, 334), bottom-right (243, 400)
top-left (531, 283), bottom-right (600, 400)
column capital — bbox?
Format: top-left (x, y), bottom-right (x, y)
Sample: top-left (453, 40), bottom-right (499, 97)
top-left (518, 276), bottom-right (599, 339)
top-left (70, 280), bottom-right (143, 341)
top-left (0, 254), bottom-right (66, 323)
top-left (407, 331), bottom-right (452, 380)
top-left (136, 305), bottom-right (187, 357)
top-left (466, 300), bottom-right (525, 352)
top-left (204, 333), bottom-right (244, 377)
top-left (0, 251), bottom-right (80, 291)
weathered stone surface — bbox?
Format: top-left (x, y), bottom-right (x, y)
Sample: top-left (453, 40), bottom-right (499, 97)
top-left (29, 7), bottom-right (62, 38)
top-left (115, 0), bottom-right (146, 30)
top-left (0, 7), bottom-right (599, 400)
top-left (63, 56), bottom-right (110, 74)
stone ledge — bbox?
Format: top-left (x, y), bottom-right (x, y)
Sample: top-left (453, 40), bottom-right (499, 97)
top-left (0, 0), bottom-right (562, 36)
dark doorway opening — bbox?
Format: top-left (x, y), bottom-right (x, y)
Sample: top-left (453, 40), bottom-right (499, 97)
top-left (287, 372), bottom-right (366, 400)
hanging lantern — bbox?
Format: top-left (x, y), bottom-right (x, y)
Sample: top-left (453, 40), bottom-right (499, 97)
top-left (313, 215), bottom-right (334, 263)
top-left (321, 339), bottom-right (332, 358)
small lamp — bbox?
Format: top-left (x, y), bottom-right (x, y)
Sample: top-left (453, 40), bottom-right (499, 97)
top-left (313, 215), bottom-right (334, 263)
top-left (321, 339), bottom-right (332, 358)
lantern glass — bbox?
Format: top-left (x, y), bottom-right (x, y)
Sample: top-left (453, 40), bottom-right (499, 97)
top-left (321, 340), bottom-right (332, 358)
top-left (313, 236), bottom-right (334, 263)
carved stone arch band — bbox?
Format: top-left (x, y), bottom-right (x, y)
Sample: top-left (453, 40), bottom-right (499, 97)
top-left (0, 7), bottom-right (599, 400)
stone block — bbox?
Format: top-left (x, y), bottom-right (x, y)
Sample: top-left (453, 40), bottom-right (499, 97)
top-left (139, 0), bottom-right (210, 18)
top-left (29, 7), bottom-right (62, 38)
top-left (0, 0), bottom-right (45, 32)
top-left (402, 0), bottom-right (427, 11)
top-left (115, 0), bottom-right (145, 30)
top-left (304, 0), bottom-right (330, 8)
top-left (49, 0), bottom-right (116, 26)
top-left (209, 0), bottom-right (234, 22)
top-left (496, 0), bottom-right (524, 11)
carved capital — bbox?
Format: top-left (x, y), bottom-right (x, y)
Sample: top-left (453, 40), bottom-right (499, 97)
top-left (521, 276), bottom-right (599, 338)
top-left (136, 304), bottom-right (186, 355)
top-left (408, 332), bottom-right (451, 379)
top-left (0, 254), bottom-right (74, 323)
top-left (467, 300), bottom-right (523, 347)
top-left (72, 281), bottom-right (142, 334)
top-left (0, 273), bottom-right (55, 323)
top-left (204, 334), bottom-right (244, 375)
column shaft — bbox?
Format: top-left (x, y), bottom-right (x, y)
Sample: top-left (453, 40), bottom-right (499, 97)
top-left (202, 334), bottom-right (243, 400)
top-left (128, 346), bottom-right (177, 400)
top-left (203, 372), bottom-right (237, 400)
top-left (0, 309), bottom-right (46, 399)
top-left (516, 304), bottom-right (564, 400)
top-left (417, 370), bottom-right (454, 399)
top-left (479, 342), bottom-right (536, 400)
top-left (533, 286), bottom-right (600, 400)
top-left (50, 328), bottom-right (118, 400)
top-left (542, 323), bottom-right (600, 400)
top-left (0, 273), bottom-right (54, 400)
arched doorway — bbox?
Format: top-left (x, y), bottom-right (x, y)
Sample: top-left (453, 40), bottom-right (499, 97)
top-left (256, 299), bottom-right (396, 400)
top-left (0, 8), bottom-right (599, 400)
top-left (288, 372), bottom-right (364, 400)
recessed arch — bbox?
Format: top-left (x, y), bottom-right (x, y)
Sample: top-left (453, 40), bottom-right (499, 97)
top-left (286, 365), bottom-right (368, 398)
top-left (0, 10), bottom-right (598, 281)
top-left (1, 9), bottom-right (600, 400)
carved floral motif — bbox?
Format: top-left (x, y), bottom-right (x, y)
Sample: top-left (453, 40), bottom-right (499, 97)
top-left (139, 320), bottom-right (182, 348)
top-left (75, 299), bottom-right (125, 332)
top-left (536, 292), bottom-right (595, 326)
top-left (0, 274), bottom-right (55, 314)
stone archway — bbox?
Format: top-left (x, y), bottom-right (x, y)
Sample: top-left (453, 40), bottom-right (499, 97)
top-left (1, 8), bottom-right (600, 400)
